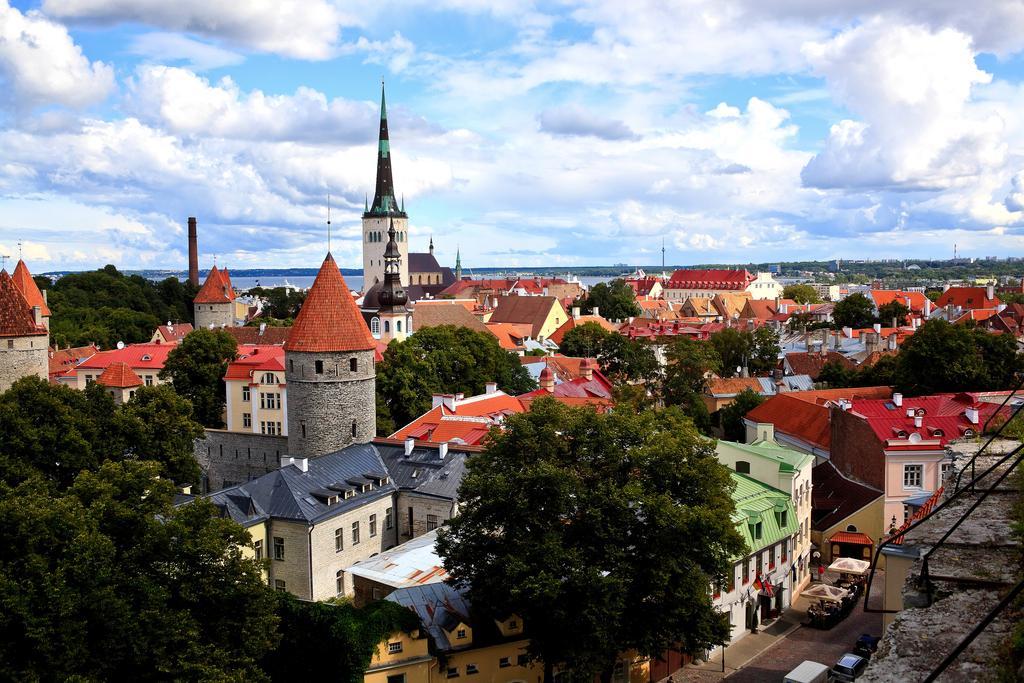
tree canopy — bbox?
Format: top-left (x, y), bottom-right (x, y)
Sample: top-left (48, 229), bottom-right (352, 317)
top-left (160, 328), bottom-right (239, 428)
top-left (557, 321), bottom-right (612, 358)
top-left (376, 325), bottom-right (536, 434)
top-left (718, 389), bottom-right (765, 442)
top-left (438, 398), bottom-right (744, 682)
top-left (782, 284), bottom-right (821, 304)
top-left (877, 300), bottom-right (911, 326)
top-left (832, 292), bottom-right (876, 329)
top-left (707, 327), bottom-right (780, 377)
top-left (575, 279), bottom-right (641, 321)
top-left (40, 265), bottom-right (197, 348)
top-left (247, 286), bottom-right (307, 321)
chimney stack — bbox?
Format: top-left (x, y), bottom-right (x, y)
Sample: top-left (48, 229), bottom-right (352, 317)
top-left (187, 217), bottom-right (199, 287)
top-left (987, 284), bottom-right (995, 300)
top-left (579, 359), bottom-right (593, 381)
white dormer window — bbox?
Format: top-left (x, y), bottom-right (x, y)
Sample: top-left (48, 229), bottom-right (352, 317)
top-left (262, 372), bottom-right (276, 384)
top-left (141, 354), bottom-right (151, 361)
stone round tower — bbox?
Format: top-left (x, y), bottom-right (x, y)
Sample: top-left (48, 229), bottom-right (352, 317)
top-left (0, 267), bottom-right (49, 393)
top-left (285, 253), bottom-right (377, 459)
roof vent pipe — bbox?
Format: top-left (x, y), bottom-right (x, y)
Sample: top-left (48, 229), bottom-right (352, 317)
top-left (404, 437), bottom-right (415, 456)
top-left (438, 442), bottom-right (449, 459)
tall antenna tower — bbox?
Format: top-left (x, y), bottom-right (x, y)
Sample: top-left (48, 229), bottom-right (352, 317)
top-left (327, 193), bottom-right (332, 252)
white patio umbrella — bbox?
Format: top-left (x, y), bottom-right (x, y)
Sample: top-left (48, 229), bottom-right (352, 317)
top-left (828, 557), bottom-right (870, 575)
top-left (801, 583), bottom-right (849, 603)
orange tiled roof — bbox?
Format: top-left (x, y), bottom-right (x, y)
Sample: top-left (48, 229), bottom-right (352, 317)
top-left (194, 265), bottom-right (236, 304)
top-left (11, 260), bottom-right (49, 317)
top-left (48, 344), bottom-right (98, 378)
top-left (706, 377), bottom-right (763, 396)
top-left (97, 362), bottom-right (143, 388)
top-left (746, 393), bottom-right (833, 450)
top-left (391, 392), bottom-right (527, 443)
top-left (785, 386), bottom-right (892, 404)
top-left (224, 345), bottom-right (286, 381)
top-left (0, 269), bottom-right (47, 337)
top-left (486, 322), bottom-right (531, 350)
top-left (934, 287), bottom-right (1000, 311)
top-left (285, 253), bottom-right (375, 353)
top-left (869, 290), bottom-right (927, 314)
top-left (785, 351), bottom-right (855, 380)
top-left (548, 315), bottom-right (617, 345)
top-left (154, 322), bottom-right (193, 342)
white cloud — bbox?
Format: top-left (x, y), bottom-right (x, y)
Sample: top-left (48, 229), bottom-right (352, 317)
top-left (538, 104), bottom-right (636, 140)
top-left (128, 32), bottom-right (244, 71)
top-left (0, 0), bottom-right (114, 110)
top-left (801, 20), bottom-right (999, 190)
top-left (42, 0), bottom-right (351, 60)
top-left (1006, 173), bottom-right (1024, 213)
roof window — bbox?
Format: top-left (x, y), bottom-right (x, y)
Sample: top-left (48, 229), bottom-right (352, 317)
top-left (141, 354), bottom-right (151, 361)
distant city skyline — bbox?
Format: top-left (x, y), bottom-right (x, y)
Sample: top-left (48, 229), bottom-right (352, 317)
top-left (2, 1), bottom-right (1024, 271)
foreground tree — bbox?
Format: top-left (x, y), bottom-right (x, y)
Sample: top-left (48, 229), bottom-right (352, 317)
top-left (661, 337), bottom-right (721, 403)
top-left (575, 279), bottom-right (641, 320)
top-left (160, 328), bottom-right (238, 427)
top-left (0, 461), bottom-right (279, 681)
top-left (557, 321), bottom-right (612, 358)
top-left (376, 325), bottom-right (536, 432)
top-left (438, 399), bottom-right (744, 682)
top-left (596, 333), bottom-right (660, 384)
top-left (718, 388), bottom-right (765, 442)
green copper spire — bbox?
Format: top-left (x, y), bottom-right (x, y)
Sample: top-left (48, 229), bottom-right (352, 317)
top-left (365, 81), bottom-right (404, 217)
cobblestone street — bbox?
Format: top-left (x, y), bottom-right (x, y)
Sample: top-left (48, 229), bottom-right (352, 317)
top-left (664, 572), bottom-right (884, 683)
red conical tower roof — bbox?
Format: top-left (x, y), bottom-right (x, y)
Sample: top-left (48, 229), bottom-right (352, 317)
top-left (11, 260), bottom-right (50, 317)
top-left (97, 362), bottom-right (143, 388)
top-left (194, 265), bottom-right (236, 304)
top-left (0, 270), bottom-right (46, 337)
top-left (285, 253), bottom-right (375, 353)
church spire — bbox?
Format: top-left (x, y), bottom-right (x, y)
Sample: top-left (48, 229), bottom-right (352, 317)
top-left (455, 246), bottom-right (462, 281)
top-left (378, 218), bottom-right (408, 312)
top-left (366, 81), bottom-right (404, 217)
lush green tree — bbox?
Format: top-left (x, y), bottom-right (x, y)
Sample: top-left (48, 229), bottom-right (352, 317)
top-left (248, 286), bottom-right (307, 320)
top-left (438, 398), bottom-right (745, 682)
top-left (749, 326), bottom-right (781, 375)
top-left (557, 321), bottom-right (612, 358)
top-left (119, 385), bottom-right (204, 485)
top-left (782, 284), bottom-right (821, 304)
top-left (261, 594), bottom-right (419, 682)
top-left (44, 266), bottom-right (197, 347)
top-left (661, 337), bottom-right (721, 400)
top-left (596, 333), bottom-right (660, 384)
top-left (856, 354), bottom-right (899, 388)
top-left (894, 320), bottom-right (1024, 395)
top-left (160, 328), bottom-right (238, 427)
top-left (376, 325), bottom-right (536, 432)
top-left (718, 389), bottom-right (765, 442)
top-left (708, 328), bottom-right (750, 378)
top-left (833, 293), bottom-right (876, 329)
top-left (877, 301), bottom-right (911, 326)
top-left (817, 360), bottom-right (855, 387)
top-left (0, 461), bottom-right (279, 681)
top-left (575, 279), bottom-right (641, 320)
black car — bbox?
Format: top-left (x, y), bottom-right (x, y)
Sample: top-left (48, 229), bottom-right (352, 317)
top-left (830, 653), bottom-right (868, 682)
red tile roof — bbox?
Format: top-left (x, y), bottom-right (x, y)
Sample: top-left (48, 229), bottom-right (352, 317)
top-left (222, 325), bottom-right (292, 346)
top-left (11, 260), bottom-right (49, 317)
top-left (786, 386), bottom-right (892, 404)
top-left (391, 391), bottom-right (527, 444)
top-left (96, 362), bottom-right (143, 388)
top-left (784, 351), bottom-right (855, 380)
top-left (48, 344), bottom-right (98, 379)
top-left (485, 322), bottom-right (531, 350)
top-left (154, 322), bottom-right (193, 343)
top-left (78, 343), bottom-right (174, 371)
top-left (285, 253), bottom-right (375, 353)
top-left (488, 295), bottom-right (564, 338)
top-left (747, 394), bottom-right (833, 450)
top-left (0, 269), bottom-right (47, 337)
top-left (934, 287), bottom-right (1000, 311)
top-left (667, 269), bottom-right (754, 290)
top-left (624, 277), bottom-right (661, 296)
top-left (851, 393), bottom-right (1003, 450)
top-left (224, 345), bottom-right (286, 381)
top-left (829, 531), bottom-right (874, 545)
top-left (869, 290), bottom-right (928, 315)
top-left (706, 377), bottom-right (763, 397)
top-left (193, 265), bottom-right (236, 304)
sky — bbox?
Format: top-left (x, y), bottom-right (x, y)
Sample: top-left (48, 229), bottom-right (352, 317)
top-left (3, 2), bottom-right (1024, 273)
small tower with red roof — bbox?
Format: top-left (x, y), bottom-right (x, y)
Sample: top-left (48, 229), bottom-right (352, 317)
top-left (285, 253), bottom-right (377, 459)
top-left (193, 265), bottom-right (237, 329)
top-left (0, 265), bottom-right (49, 392)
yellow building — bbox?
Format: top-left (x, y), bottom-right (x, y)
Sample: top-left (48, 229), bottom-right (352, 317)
top-left (224, 345), bottom-right (288, 436)
top-left (488, 295), bottom-right (568, 343)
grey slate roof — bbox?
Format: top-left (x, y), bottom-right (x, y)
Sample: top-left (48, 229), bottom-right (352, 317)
top-left (386, 582), bottom-right (473, 651)
top-left (377, 442), bottom-right (467, 501)
top-left (408, 252), bottom-right (441, 273)
top-left (206, 443), bottom-right (396, 525)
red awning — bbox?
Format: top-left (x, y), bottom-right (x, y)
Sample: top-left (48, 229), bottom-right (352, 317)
top-left (829, 531), bottom-right (873, 545)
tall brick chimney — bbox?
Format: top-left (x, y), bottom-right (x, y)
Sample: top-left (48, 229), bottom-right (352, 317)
top-left (187, 217), bottom-right (199, 287)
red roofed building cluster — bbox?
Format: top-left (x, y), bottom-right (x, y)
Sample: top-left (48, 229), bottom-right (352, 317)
top-left (74, 342), bottom-right (175, 390)
top-left (0, 261), bottom-right (51, 391)
top-left (665, 268), bottom-right (782, 303)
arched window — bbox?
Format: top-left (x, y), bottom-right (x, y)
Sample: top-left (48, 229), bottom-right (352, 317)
top-left (384, 320), bottom-right (390, 333)
top-left (846, 524), bottom-right (858, 533)
top-left (370, 317), bottom-right (380, 336)
top-left (406, 315), bottom-right (412, 333)
top-left (349, 358), bottom-right (357, 372)
top-left (735, 461), bottom-right (751, 474)
top-left (396, 320), bottom-right (402, 332)
top-left (351, 420), bottom-right (357, 438)
top-left (262, 372), bottom-right (276, 384)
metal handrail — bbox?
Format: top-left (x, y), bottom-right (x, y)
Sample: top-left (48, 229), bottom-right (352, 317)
top-left (919, 448), bottom-right (1024, 589)
top-left (863, 441), bottom-right (1024, 613)
top-left (953, 379), bottom-right (1024, 492)
top-left (923, 578), bottom-right (1024, 683)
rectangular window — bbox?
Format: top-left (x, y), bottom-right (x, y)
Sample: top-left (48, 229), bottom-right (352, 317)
top-left (352, 521), bottom-right (360, 545)
top-left (274, 579), bottom-right (286, 591)
top-left (769, 545), bottom-right (776, 569)
top-left (756, 553), bottom-right (763, 577)
top-left (243, 412), bottom-right (252, 428)
top-left (499, 657), bottom-right (511, 668)
top-left (781, 539), bottom-right (788, 564)
top-left (780, 510), bottom-right (788, 528)
top-left (941, 462), bottom-right (954, 479)
top-left (426, 514), bottom-right (439, 531)
top-left (466, 664), bottom-right (478, 675)
top-left (260, 392), bottom-right (281, 410)
top-left (727, 566), bottom-right (735, 592)
top-left (242, 385), bottom-right (250, 401)
top-left (145, 375), bottom-right (154, 387)
top-left (369, 514), bottom-right (377, 537)
top-left (446, 667), bottom-right (459, 678)
top-left (456, 628), bottom-right (467, 639)
top-left (385, 507), bottom-right (393, 530)
top-left (273, 536), bottom-right (284, 560)
top-left (517, 654), bottom-right (529, 667)
top-left (253, 540), bottom-right (263, 561)
top-left (904, 464), bottom-right (923, 488)
top-left (387, 675), bottom-right (406, 683)
top-left (387, 642), bottom-right (403, 655)
top-left (743, 559), bottom-right (750, 584)
top-left (754, 521), bottom-right (763, 540)
top-left (335, 527), bottom-right (343, 552)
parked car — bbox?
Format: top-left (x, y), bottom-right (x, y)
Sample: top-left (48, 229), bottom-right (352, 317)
top-left (830, 653), bottom-right (868, 682)
top-left (853, 634), bottom-right (880, 659)
top-left (784, 660), bottom-right (830, 683)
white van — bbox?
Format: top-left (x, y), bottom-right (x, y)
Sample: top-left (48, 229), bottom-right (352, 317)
top-left (783, 660), bottom-right (830, 683)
